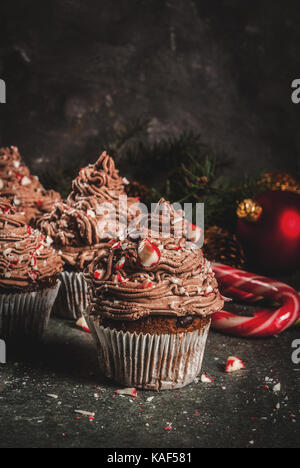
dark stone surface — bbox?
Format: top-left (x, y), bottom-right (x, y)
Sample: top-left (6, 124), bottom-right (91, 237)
top-left (0, 0), bottom-right (300, 185)
top-left (0, 318), bottom-right (299, 448)
top-left (0, 1), bottom-right (300, 449)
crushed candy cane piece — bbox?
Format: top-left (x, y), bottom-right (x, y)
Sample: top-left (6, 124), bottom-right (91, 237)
top-left (201, 374), bottom-right (214, 383)
top-left (273, 383), bottom-right (281, 393)
top-left (87, 209), bottom-right (96, 218)
top-left (137, 281), bottom-right (152, 290)
top-left (115, 256), bottom-right (126, 271)
top-left (115, 272), bottom-right (129, 284)
top-left (94, 269), bottom-right (105, 280)
top-left (21, 176), bottom-right (31, 186)
top-left (225, 356), bottom-right (246, 373)
top-left (76, 316), bottom-right (90, 333)
top-left (74, 410), bottom-right (95, 417)
top-left (188, 223), bottom-right (202, 243)
top-left (138, 239), bottom-right (161, 267)
top-left (116, 388), bottom-right (137, 397)
top-left (205, 285), bottom-right (214, 295)
top-left (29, 271), bottom-right (38, 281)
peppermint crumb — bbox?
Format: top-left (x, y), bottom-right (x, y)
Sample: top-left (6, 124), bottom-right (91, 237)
top-left (74, 410), bottom-right (95, 417)
top-left (168, 277), bottom-right (180, 285)
top-left (273, 383), bottom-right (281, 394)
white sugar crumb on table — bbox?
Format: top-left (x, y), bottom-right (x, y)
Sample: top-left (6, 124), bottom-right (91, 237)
top-left (273, 383), bottom-right (281, 393)
top-left (74, 410), bottom-right (96, 417)
top-left (146, 396), bottom-right (155, 402)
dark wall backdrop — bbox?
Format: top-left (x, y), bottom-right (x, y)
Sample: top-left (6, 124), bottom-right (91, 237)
top-left (0, 0), bottom-right (300, 189)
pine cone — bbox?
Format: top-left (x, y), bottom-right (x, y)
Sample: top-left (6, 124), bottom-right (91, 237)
top-left (203, 226), bottom-right (246, 269)
top-left (259, 172), bottom-right (300, 194)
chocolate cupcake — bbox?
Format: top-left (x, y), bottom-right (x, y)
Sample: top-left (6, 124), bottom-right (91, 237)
top-left (38, 151), bottom-right (139, 319)
top-left (0, 198), bottom-right (63, 340)
top-left (84, 199), bottom-right (224, 390)
top-left (0, 146), bottom-right (61, 225)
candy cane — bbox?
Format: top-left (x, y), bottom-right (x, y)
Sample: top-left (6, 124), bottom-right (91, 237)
top-left (212, 263), bottom-right (300, 337)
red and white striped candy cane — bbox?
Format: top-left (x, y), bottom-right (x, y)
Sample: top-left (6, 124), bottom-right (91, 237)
top-left (212, 263), bottom-right (300, 338)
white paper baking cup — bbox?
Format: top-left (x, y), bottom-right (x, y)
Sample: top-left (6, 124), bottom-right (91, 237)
top-left (0, 281), bottom-right (61, 341)
top-left (85, 312), bottom-right (211, 390)
top-left (53, 271), bottom-right (89, 320)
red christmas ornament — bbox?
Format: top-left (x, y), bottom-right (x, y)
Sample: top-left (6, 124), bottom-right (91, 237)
top-left (237, 191), bottom-right (300, 274)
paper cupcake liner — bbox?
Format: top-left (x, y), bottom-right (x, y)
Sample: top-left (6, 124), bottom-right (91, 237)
top-left (0, 281), bottom-right (61, 341)
top-left (86, 312), bottom-right (211, 390)
top-left (52, 271), bottom-right (89, 320)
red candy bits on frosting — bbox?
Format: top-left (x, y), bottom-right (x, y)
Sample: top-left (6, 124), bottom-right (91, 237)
top-left (138, 239), bottom-right (161, 267)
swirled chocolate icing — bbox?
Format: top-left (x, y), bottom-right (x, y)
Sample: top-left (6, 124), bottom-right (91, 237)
top-left (0, 146), bottom-right (61, 225)
top-left (85, 199), bottom-right (224, 321)
top-left (68, 152), bottom-right (123, 202)
top-left (38, 201), bottom-right (118, 269)
top-left (0, 197), bottom-right (64, 291)
top-left (38, 152), bottom-right (139, 270)
top-left (68, 151), bottom-right (137, 214)
top-left (0, 197), bottom-right (25, 229)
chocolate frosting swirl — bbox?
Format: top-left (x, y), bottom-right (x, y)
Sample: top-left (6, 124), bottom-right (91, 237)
top-left (0, 198), bottom-right (25, 229)
top-left (38, 201), bottom-right (119, 269)
top-left (68, 151), bottom-right (136, 209)
top-left (0, 146), bottom-right (61, 225)
top-left (85, 200), bottom-right (224, 321)
top-left (38, 152), bottom-right (139, 270)
top-left (0, 197), bottom-right (64, 291)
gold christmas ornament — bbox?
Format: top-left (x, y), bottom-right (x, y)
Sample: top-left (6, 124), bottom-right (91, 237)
top-left (259, 172), bottom-right (300, 194)
top-left (203, 226), bottom-right (246, 269)
top-left (237, 199), bottom-right (263, 222)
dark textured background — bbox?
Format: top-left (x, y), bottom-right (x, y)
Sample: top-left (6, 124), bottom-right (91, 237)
top-left (0, 0), bottom-right (300, 187)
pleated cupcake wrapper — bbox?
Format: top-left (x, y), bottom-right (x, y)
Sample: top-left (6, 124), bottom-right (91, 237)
top-left (86, 312), bottom-right (211, 391)
top-left (53, 271), bottom-right (89, 320)
top-left (0, 281), bottom-right (61, 341)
